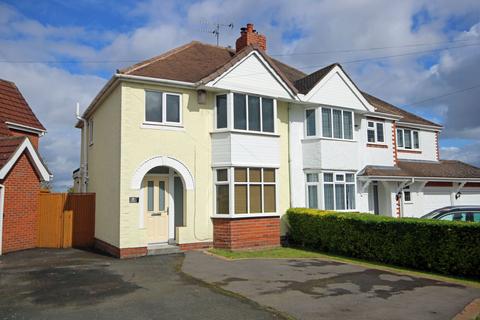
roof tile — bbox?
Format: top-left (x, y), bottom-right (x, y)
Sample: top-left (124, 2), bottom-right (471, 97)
top-left (0, 79), bottom-right (45, 132)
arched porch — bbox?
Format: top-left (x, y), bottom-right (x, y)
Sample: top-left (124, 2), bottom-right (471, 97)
top-left (131, 156), bottom-right (194, 245)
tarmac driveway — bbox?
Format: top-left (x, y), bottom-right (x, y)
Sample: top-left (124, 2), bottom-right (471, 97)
top-left (0, 249), bottom-right (282, 320)
top-left (182, 251), bottom-right (480, 320)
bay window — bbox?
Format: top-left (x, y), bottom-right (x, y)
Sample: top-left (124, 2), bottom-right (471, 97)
top-left (397, 128), bottom-right (420, 150)
top-left (305, 172), bottom-right (356, 210)
top-left (214, 167), bottom-right (277, 216)
top-left (216, 93), bottom-right (276, 133)
top-left (323, 172), bottom-right (356, 210)
top-left (367, 120), bottom-right (384, 143)
top-left (145, 91), bottom-right (182, 125)
top-left (233, 93), bottom-right (275, 133)
top-left (321, 107), bottom-right (353, 140)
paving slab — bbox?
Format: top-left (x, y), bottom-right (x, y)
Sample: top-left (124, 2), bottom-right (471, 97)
top-left (0, 249), bottom-right (284, 320)
top-left (183, 251), bottom-right (480, 320)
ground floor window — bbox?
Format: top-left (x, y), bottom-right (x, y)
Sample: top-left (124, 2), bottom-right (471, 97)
top-left (214, 167), bottom-right (277, 215)
top-left (305, 171), bottom-right (356, 210)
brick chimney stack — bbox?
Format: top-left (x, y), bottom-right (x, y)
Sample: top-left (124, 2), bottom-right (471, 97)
top-left (235, 23), bottom-right (267, 52)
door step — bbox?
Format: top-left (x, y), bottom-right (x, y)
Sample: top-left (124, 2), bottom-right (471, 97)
top-left (147, 243), bottom-right (182, 256)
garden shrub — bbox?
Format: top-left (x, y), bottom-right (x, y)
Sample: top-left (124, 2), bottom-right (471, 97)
top-left (286, 208), bottom-right (480, 278)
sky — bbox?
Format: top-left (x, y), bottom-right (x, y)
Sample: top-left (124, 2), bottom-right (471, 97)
top-left (0, 0), bottom-right (479, 190)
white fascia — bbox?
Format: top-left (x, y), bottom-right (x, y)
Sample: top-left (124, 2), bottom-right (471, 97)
top-left (0, 138), bottom-right (51, 181)
top-left (300, 65), bottom-right (375, 112)
top-left (5, 122), bottom-right (46, 136)
top-left (202, 50), bottom-right (299, 101)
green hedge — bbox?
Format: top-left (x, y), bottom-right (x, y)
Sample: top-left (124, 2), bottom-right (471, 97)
top-left (286, 208), bottom-right (480, 278)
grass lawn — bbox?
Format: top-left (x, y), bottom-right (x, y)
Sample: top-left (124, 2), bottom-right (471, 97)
top-left (208, 246), bottom-right (480, 288)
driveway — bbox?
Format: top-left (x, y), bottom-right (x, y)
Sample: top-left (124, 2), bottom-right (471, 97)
top-left (0, 249), bottom-right (283, 320)
top-left (182, 251), bottom-right (480, 320)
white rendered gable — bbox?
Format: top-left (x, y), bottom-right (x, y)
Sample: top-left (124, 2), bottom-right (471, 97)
top-left (205, 52), bottom-right (294, 99)
top-left (303, 66), bottom-right (374, 112)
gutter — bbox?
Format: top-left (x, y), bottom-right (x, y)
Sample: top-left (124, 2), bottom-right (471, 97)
top-left (5, 121), bottom-right (46, 136)
top-left (358, 176), bottom-right (480, 182)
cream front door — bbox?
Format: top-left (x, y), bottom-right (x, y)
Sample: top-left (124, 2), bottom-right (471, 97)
top-left (143, 176), bottom-right (169, 244)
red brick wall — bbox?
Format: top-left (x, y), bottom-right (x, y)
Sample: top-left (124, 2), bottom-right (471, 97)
top-left (94, 238), bottom-right (147, 259)
top-left (179, 242), bottom-right (212, 251)
top-left (212, 217), bottom-right (280, 250)
top-left (1, 153), bottom-right (40, 253)
top-left (9, 129), bottom-right (39, 149)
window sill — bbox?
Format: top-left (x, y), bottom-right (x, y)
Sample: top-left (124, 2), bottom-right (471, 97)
top-left (211, 129), bottom-right (280, 137)
top-left (366, 143), bottom-right (388, 149)
top-left (301, 136), bottom-right (356, 143)
top-left (398, 149), bottom-right (422, 154)
top-left (141, 122), bottom-right (185, 131)
top-left (211, 213), bottom-right (280, 219)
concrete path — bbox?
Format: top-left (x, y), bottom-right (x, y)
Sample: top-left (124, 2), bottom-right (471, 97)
top-left (0, 249), bottom-right (283, 320)
top-left (183, 251), bottom-right (480, 320)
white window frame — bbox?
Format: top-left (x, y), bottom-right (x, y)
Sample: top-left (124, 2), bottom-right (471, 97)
top-left (366, 120), bottom-right (385, 144)
top-left (215, 93), bottom-right (229, 130)
top-left (322, 171), bottom-right (357, 211)
top-left (88, 118), bottom-right (94, 146)
top-left (144, 90), bottom-right (183, 127)
top-left (305, 172), bottom-right (320, 209)
top-left (214, 167), bottom-right (230, 215)
top-left (218, 92), bottom-right (277, 135)
top-left (212, 167), bottom-right (279, 218)
top-left (403, 186), bottom-right (412, 203)
top-left (397, 128), bottom-right (420, 150)
top-left (304, 108), bottom-right (318, 137)
top-left (320, 107), bottom-right (354, 141)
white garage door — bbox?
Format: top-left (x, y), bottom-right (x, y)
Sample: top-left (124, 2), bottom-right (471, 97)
top-left (456, 188), bottom-right (480, 205)
top-left (423, 188), bottom-right (452, 214)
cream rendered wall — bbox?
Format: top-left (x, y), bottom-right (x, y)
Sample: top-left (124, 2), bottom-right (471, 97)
top-left (118, 82), bottom-right (291, 247)
top-left (86, 85), bottom-right (122, 246)
top-left (119, 82), bottom-right (213, 248)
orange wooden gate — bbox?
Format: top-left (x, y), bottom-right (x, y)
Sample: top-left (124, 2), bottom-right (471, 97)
top-left (38, 192), bottom-right (95, 248)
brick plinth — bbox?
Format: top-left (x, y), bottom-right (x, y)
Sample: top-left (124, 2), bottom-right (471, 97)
top-left (212, 216), bottom-right (280, 250)
top-left (179, 242), bottom-right (212, 251)
top-left (94, 238), bottom-right (147, 259)
top-left (1, 153), bottom-right (40, 253)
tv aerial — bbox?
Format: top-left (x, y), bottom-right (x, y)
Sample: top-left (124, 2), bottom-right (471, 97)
top-left (201, 21), bottom-right (234, 46)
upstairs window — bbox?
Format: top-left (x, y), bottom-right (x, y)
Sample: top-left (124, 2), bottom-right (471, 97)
top-left (321, 107), bottom-right (353, 140)
top-left (145, 91), bottom-right (182, 125)
top-left (397, 128), bottom-right (419, 149)
top-left (216, 94), bottom-right (228, 129)
top-left (367, 120), bottom-right (384, 143)
top-left (233, 93), bottom-right (275, 133)
top-left (305, 109), bottom-right (316, 136)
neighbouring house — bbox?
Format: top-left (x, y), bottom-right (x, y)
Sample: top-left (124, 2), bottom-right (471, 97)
top-left (0, 79), bottom-right (51, 254)
top-left (74, 23), bottom-right (480, 258)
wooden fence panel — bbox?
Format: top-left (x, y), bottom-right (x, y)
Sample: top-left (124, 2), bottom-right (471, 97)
top-left (38, 192), bottom-right (95, 249)
top-left (62, 210), bottom-right (73, 248)
top-left (65, 193), bottom-right (95, 248)
top-left (38, 193), bottom-right (66, 248)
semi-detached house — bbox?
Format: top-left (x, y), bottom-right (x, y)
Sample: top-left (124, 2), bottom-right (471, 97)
top-left (74, 23), bottom-right (480, 258)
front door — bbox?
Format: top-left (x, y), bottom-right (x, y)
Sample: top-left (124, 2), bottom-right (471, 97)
top-left (143, 176), bottom-right (169, 244)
